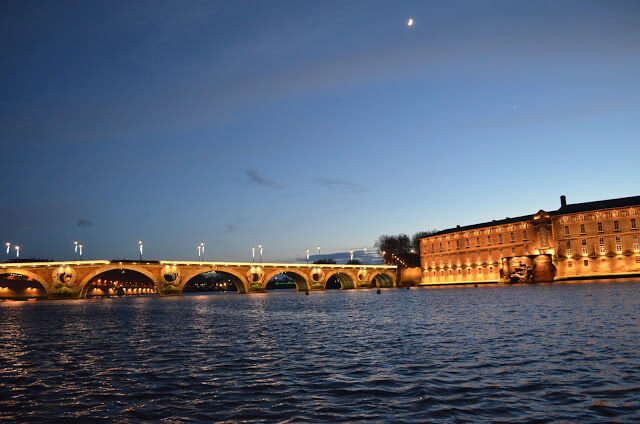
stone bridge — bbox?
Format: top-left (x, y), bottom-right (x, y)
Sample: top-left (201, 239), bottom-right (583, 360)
top-left (0, 260), bottom-right (398, 299)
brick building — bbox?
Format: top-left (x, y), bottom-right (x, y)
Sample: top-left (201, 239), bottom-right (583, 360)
top-left (420, 195), bottom-right (640, 285)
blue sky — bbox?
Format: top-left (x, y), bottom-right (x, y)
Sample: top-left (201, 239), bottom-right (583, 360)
top-left (1, 0), bottom-right (639, 262)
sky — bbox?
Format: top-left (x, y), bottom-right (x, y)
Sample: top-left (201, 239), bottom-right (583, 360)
top-left (1, 0), bottom-right (639, 262)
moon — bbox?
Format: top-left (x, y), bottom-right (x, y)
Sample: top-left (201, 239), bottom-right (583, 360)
top-left (407, 18), bottom-right (414, 27)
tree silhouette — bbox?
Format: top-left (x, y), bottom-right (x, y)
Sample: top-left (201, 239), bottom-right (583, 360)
top-left (375, 230), bottom-right (437, 267)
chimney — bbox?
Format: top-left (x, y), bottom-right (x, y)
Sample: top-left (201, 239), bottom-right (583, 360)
top-left (560, 195), bottom-right (567, 208)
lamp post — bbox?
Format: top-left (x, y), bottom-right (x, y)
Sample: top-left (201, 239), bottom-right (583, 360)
top-left (74, 241), bottom-right (78, 260)
top-left (79, 244), bottom-right (83, 259)
top-left (200, 242), bottom-right (205, 262)
top-left (382, 251), bottom-right (386, 264)
top-left (258, 244), bottom-right (263, 263)
top-left (252, 247), bottom-right (255, 263)
top-left (197, 245), bottom-right (202, 261)
top-left (5, 242), bottom-right (10, 261)
top-left (306, 248), bottom-right (310, 264)
top-left (350, 250), bottom-right (354, 262)
top-left (15, 245), bottom-right (20, 259)
top-left (364, 247), bottom-right (367, 265)
top-left (138, 240), bottom-right (143, 262)
top-left (317, 246), bottom-right (321, 260)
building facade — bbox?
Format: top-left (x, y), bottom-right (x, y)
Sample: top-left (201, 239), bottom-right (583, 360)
top-left (420, 195), bottom-right (640, 285)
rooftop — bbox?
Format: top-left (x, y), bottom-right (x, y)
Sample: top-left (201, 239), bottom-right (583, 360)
top-left (425, 195), bottom-right (640, 239)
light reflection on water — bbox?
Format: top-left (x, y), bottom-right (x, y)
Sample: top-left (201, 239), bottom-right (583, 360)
top-left (0, 281), bottom-right (639, 422)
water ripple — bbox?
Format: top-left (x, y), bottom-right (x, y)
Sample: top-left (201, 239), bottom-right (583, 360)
top-left (1, 281), bottom-right (639, 422)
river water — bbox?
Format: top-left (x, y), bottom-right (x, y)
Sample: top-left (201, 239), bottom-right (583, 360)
top-left (1, 281), bottom-right (639, 423)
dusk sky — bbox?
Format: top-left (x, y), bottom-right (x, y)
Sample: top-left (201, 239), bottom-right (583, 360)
top-left (2, 0), bottom-right (639, 262)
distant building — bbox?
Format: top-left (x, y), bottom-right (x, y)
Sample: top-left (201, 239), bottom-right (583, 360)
top-left (420, 195), bottom-right (640, 285)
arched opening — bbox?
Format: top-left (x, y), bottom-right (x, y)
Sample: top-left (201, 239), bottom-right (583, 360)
top-left (372, 273), bottom-right (394, 288)
top-left (0, 273), bottom-right (47, 299)
top-left (82, 269), bottom-right (157, 298)
top-left (182, 271), bottom-right (241, 294)
top-left (325, 272), bottom-right (354, 290)
top-left (265, 272), bottom-right (308, 292)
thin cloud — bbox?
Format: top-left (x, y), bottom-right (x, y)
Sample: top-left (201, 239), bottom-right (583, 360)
top-left (313, 178), bottom-right (367, 193)
top-left (77, 219), bottom-right (94, 227)
top-left (223, 223), bottom-right (236, 234)
top-left (244, 170), bottom-right (282, 189)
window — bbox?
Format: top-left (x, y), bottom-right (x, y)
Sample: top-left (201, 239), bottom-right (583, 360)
top-left (447, 241), bottom-right (451, 251)
top-left (523, 230), bottom-right (528, 241)
top-left (580, 224), bottom-right (586, 234)
top-left (566, 248), bottom-right (572, 257)
top-left (487, 235), bottom-right (492, 245)
top-left (632, 218), bottom-right (637, 229)
top-left (499, 234), bottom-right (503, 244)
top-left (568, 261), bottom-right (573, 268)
top-left (511, 246), bottom-right (515, 255)
top-left (565, 226), bottom-right (570, 235)
top-left (615, 236), bottom-right (621, 243)
top-left (476, 237), bottom-right (480, 247)
top-left (566, 240), bottom-right (571, 248)
top-left (582, 239), bottom-right (587, 246)
top-left (456, 240), bottom-right (460, 249)
top-left (597, 222), bottom-right (603, 232)
top-left (465, 239), bottom-right (470, 248)
top-left (616, 244), bottom-right (622, 253)
top-left (499, 248), bottom-right (503, 256)
top-left (600, 246), bottom-right (606, 255)
top-left (458, 269), bottom-right (461, 275)
top-left (634, 236), bottom-right (639, 252)
top-left (439, 242), bottom-right (442, 251)
top-left (431, 244), bottom-right (434, 253)
top-left (599, 237), bottom-right (605, 245)
top-left (489, 266), bottom-right (493, 273)
top-left (584, 259), bottom-right (589, 266)
top-left (510, 232), bottom-right (515, 243)
top-left (614, 220), bottom-right (620, 231)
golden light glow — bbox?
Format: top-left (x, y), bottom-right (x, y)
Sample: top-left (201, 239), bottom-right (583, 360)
top-left (407, 18), bottom-right (414, 27)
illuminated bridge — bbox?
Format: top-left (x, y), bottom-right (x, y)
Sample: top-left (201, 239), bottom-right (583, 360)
top-left (0, 260), bottom-right (398, 299)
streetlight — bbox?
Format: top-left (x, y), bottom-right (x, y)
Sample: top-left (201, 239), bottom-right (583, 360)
top-left (74, 241), bottom-right (78, 260)
top-left (258, 244), bottom-right (263, 263)
top-left (382, 251), bottom-right (386, 264)
top-left (306, 248), bottom-right (310, 264)
top-left (15, 245), bottom-right (20, 259)
top-left (350, 250), bottom-right (354, 262)
top-left (138, 240), bottom-right (143, 261)
top-left (200, 242), bottom-right (205, 262)
top-left (79, 244), bottom-right (83, 258)
top-left (364, 247), bottom-right (368, 265)
top-left (5, 242), bottom-right (10, 261)
top-left (317, 246), bottom-right (321, 259)
top-left (252, 247), bottom-right (255, 263)
top-left (197, 245), bottom-right (202, 261)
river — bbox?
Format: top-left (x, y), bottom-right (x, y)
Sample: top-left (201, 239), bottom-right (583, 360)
top-left (1, 281), bottom-right (639, 422)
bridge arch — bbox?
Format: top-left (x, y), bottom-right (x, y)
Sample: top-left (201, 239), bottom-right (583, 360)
top-left (79, 264), bottom-right (160, 298)
top-left (325, 270), bottom-right (355, 290)
top-left (263, 269), bottom-right (309, 291)
top-left (0, 269), bottom-right (50, 298)
top-left (371, 271), bottom-right (395, 288)
top-left (180, 268), bottom-right (249, 294)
